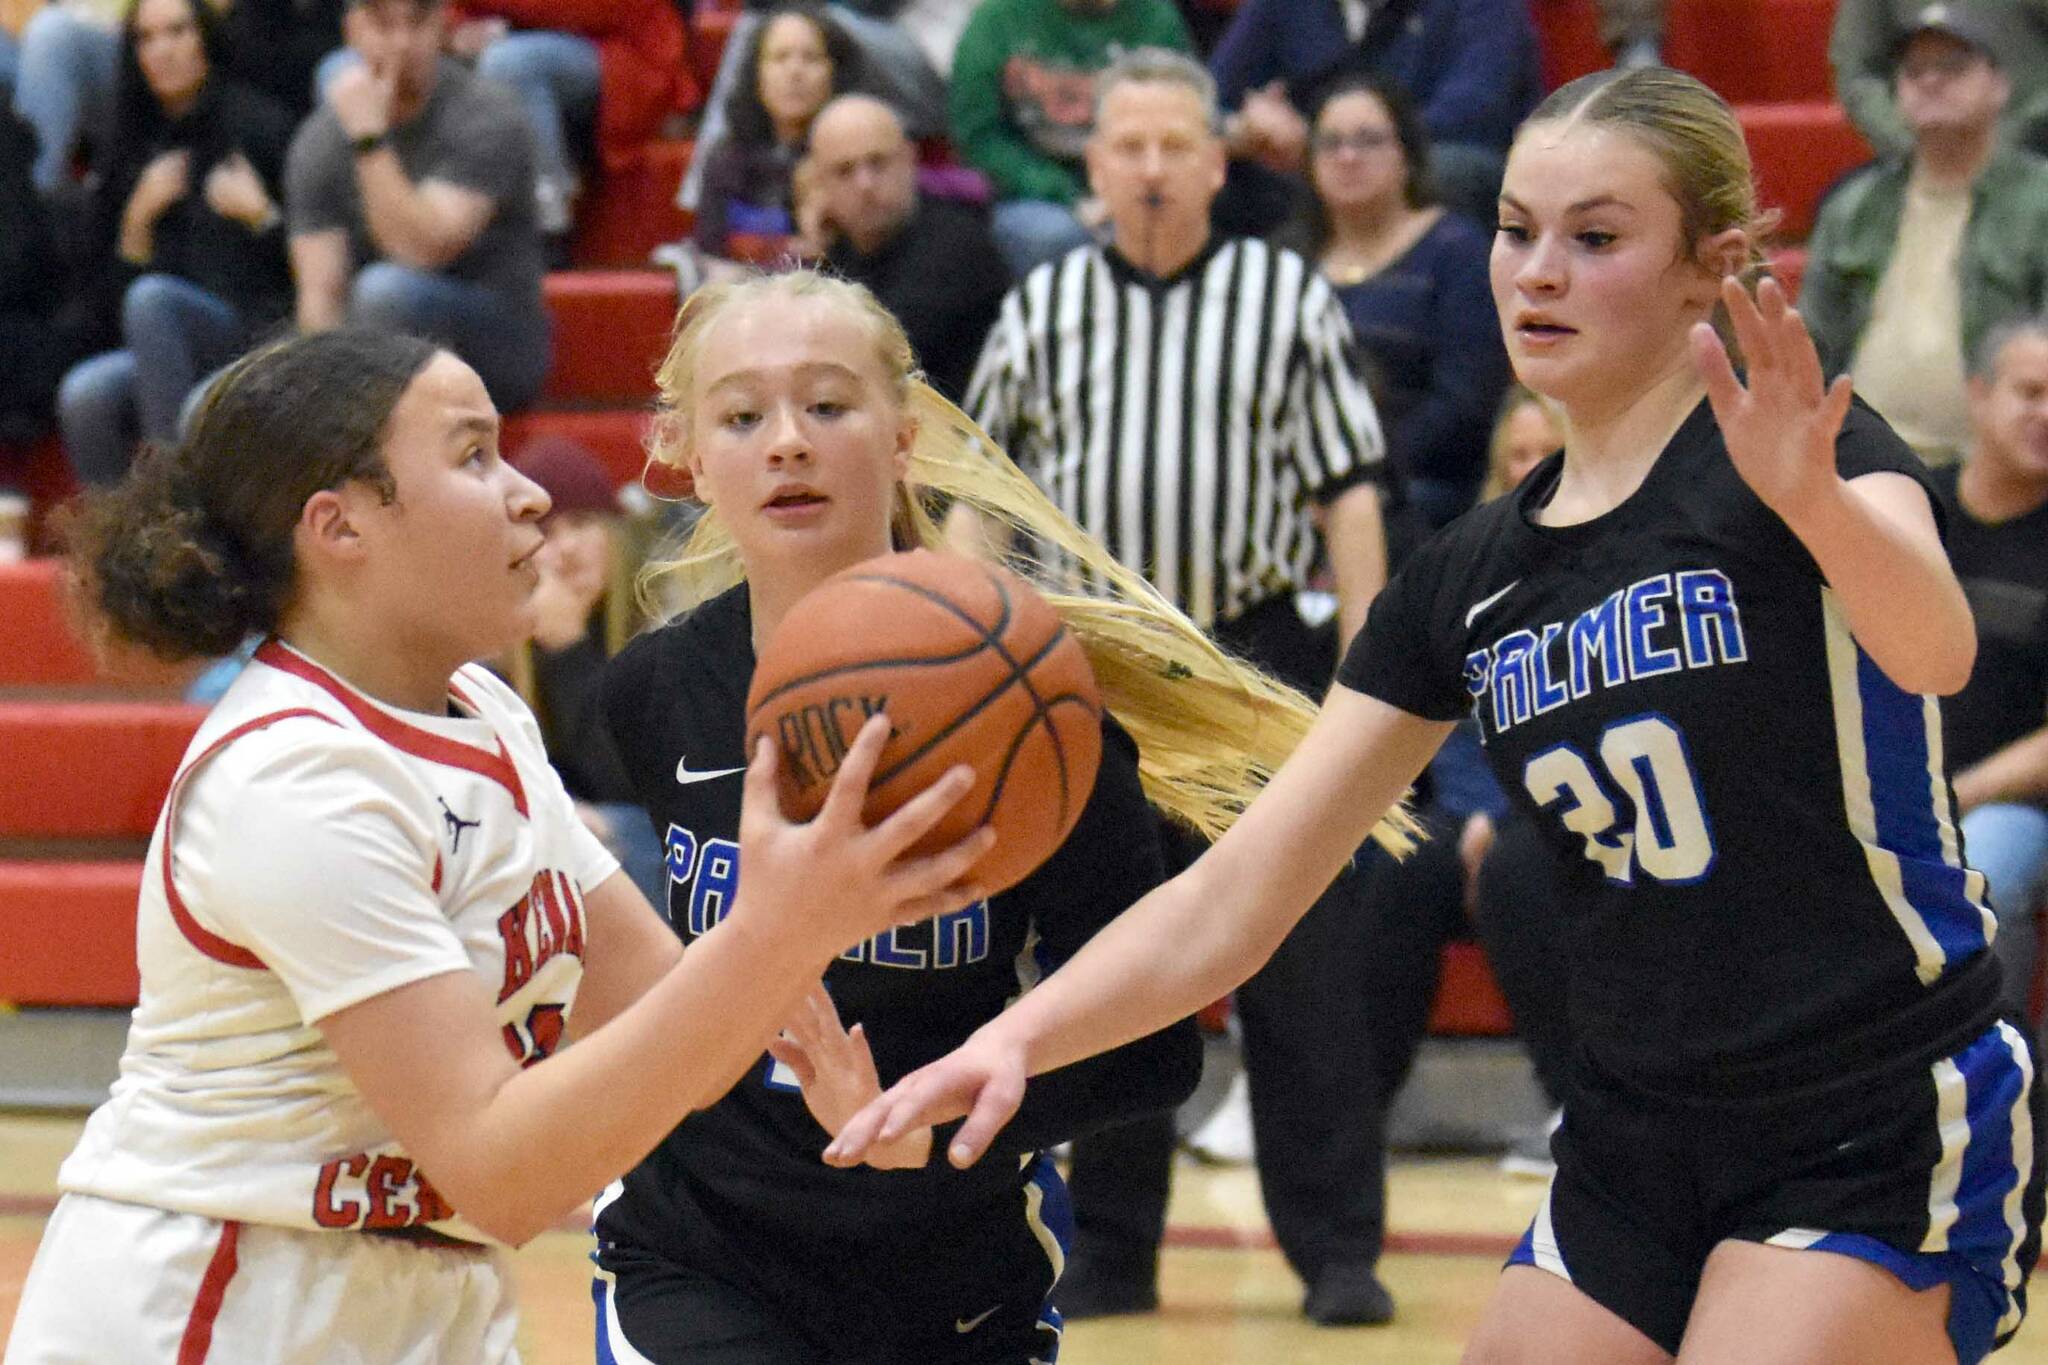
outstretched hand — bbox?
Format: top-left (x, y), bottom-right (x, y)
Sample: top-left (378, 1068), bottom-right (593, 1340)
top-left (824, 1025), bottom-right (1029, 1171)
top-left (768, 984), bottom-right (932, 1169)
top-left (1690, 275), bottom-right (1854, 528)
top-left (738, 714), bottom-right (995, 963)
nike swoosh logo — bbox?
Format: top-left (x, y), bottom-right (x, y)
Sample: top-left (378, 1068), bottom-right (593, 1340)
top-left (955, 1306), bottom-right (1000, 1334)
top-left (676, 756), bottom-right (747, 785)
top-left (1464, 579), bottom-right (1521, 629)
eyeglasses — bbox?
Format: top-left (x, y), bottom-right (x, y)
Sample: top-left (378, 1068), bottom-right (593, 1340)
top-left (1313, 128), bottom-right (1398, 155)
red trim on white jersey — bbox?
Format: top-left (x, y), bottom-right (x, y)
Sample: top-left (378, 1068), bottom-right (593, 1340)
top-left (162, 708), bottom-right (338, 970)
top-left (175, 1218), bottom-right (241, 1365)
top-left (254, 641), bottom-right (530, 817)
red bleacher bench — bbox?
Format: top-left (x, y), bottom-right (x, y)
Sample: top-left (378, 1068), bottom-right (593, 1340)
top-left (573, 138), bottom-right (693, 269)
top-left (0, 559), bottom-right (197, 691)
top-left (0, 701), bottom-right (203, 838)
top-left (1429, 941), bottom-right (1515, 1036)
top-left (540, 271), bottom-right (679, 407)
top-left (0, 861), bottom-right (144, 1006)
top-left (1743, 102), bottom-right (1873, 240)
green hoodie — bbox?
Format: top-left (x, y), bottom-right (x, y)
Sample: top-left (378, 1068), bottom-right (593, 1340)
top-left (948, 0), bottom-right (1192, 204)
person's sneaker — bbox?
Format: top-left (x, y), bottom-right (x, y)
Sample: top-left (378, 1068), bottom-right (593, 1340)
top-left (1303, 1262), bottom-right (1395, 1326)
top-left (1056, 1254), bottom-right (1159, 1319)
top-left (1182, 1070), bottom-right (1254, 1165)
top-left (1498, 1106), bottom-right (1563, 1181)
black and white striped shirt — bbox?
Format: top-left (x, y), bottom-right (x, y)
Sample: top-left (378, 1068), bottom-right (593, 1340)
top-left (966, 237), bottom-right (1384, 627)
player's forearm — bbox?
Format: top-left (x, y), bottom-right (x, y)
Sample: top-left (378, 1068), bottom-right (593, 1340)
top-left (995, 1013), bottom-right (1202, 1155)
top-left (459, 911), bottom-right (829, 1242)
top-left (354, 149), bottom-right (471, 270)
top-left (1326, 484), bottom-right (1387, 655)
top-left (1785, 477), bottom-right (1976, 695)
top-left (1002, 698), bottom-right (1437, 1076)
top-left (1954, 728), bottom-right (2048, 812)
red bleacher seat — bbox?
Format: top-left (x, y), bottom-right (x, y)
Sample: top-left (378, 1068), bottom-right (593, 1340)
top-left (0, 701), bottom-right (202, 838)
top-left (571, 138), bottom-right (694, 269)
top-left (694, 9), bottom-right (737, 103)
top-left (0, 560), bottom-right (194, 690)
top-left (1743, 102), bottom-right (1872, 240)
top-left (0, 861), bottom-right (143, 1006)
top-left (1769, 244), bottom-right (1809, 300)
top-left (1426, 941), bottom-right (1516, 1036)
top-left (1532, 0), bottom-right (1840, 103)
top-left (540, 271), bottom-right (679, 406)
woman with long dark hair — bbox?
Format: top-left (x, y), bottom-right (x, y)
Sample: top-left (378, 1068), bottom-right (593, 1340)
top-left (1287, 73), bottom-right (1511, 528)
top-left (692, 3), bottom-right (863, 262)
top-left (56, 0), bottom-right (295, 485)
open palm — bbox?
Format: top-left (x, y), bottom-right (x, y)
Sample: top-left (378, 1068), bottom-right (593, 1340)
top-left (1690, 275), bottom-right (1855, 525)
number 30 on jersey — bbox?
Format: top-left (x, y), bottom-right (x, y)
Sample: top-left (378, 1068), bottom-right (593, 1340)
top-left (1522, 713), bottom-right (1716, 884)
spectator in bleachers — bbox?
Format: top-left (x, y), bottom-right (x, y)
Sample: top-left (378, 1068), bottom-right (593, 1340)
top-left (1803, 4), bottom-right (2048, 463)
top-left (1282, 74), bottom-right (1508, 527)
top-left (10, 0), bottom-right (123, 192)
top-left (1833, 0), bottom-right (2048, 157)
top-left (1207, 0), bottom-right (1541, 227)
top-left (1933, 317), bottom-right (2048, 1025)
top-left (218, 0), bottom-right (345, 120)
top-left (693, 4), bottom-right (862, 262)
top-left (55, 0), bottom-right (294, 485)
top-left (503, 434), bottom-right (668, 906)
top-left (446, 0), bottom-right (699, 245)
top-left (948, 0), bottom-right (1192, 275)
top-left (678, 0), bottom-right (952, 220)
top-left (287, 0), bottom-right (550, 412)
top-left (0, 100), bottom-right (69, 444)
top-left (0, 29), bottom-right (20, 95)
top-left (804, 94), bottom-right (1008, 400)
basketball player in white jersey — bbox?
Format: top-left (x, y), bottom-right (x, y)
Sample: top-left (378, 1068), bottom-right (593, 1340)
top-left (2, 329), bottom-right (992, 1365)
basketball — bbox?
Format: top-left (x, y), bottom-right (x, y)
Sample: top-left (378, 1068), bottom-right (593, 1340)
top-left (744, 549), bottom-right (1104, 895)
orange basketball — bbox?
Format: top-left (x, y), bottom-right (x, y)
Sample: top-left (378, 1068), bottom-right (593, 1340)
top-left (744, 549), bottom-right (1104, 895)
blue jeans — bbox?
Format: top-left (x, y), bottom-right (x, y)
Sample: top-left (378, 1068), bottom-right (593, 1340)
top-left (11, 6), bottom-right (119, 191)
top-left (57, 275), bottom-right (245, 483)
top-left (0, 32), bottom-right (21, 97)
top-left (123, 274), bottom-right (246, 441)
top-left (991, 200), bottom-right (1091, 277)
top-left (476, 29), bottom-right (600, 221)
top-left (1964, 801), bottom-right (2048, 1019)
top-left (347, 262), bottom-right (551, 412)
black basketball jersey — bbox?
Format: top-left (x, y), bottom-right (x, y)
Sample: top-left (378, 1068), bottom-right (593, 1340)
top-left (594, 584), bottom-right (1198, 1262)
top-left (1339, 398), bottom-right (2002, 1098)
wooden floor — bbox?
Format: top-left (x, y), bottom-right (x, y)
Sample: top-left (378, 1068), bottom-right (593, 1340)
top-left (4, 1111), bottom-right (2046, 1363)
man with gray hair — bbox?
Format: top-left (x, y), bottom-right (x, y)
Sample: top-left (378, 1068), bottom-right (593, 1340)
top-left (967, 45), bottom-right (1400, 1327)
top-left (1930, 317), bottom-right (2048, 1034)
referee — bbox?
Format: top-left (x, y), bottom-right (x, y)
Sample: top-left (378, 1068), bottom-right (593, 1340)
top-left (964, 48), bottom-right (1398, 1326)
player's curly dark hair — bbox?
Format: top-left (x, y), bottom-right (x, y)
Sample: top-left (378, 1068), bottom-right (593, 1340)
top-left (63, 329), bottom-right (438, 661)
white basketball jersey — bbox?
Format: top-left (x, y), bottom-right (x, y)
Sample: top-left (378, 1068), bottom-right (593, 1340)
top-left (58, 640), bottom-right (618, 1243)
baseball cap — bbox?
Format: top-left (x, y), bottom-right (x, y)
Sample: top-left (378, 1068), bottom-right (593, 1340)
top-left (514, 436), bottom-right (620, 518)
top-left (1894, 3), bottom-right (2004, 67)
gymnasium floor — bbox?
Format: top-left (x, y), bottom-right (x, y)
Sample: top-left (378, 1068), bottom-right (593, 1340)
top-left (7, 1111), bottom-right (2048, 1363)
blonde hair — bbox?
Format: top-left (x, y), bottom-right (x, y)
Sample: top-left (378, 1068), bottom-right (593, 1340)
top-left (643, 271), bottom-right (1416, 853)
top-left (1479, 385), bottom-right (1562, 503)
top-left (1524, 68), bottom-right (1783, 314)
